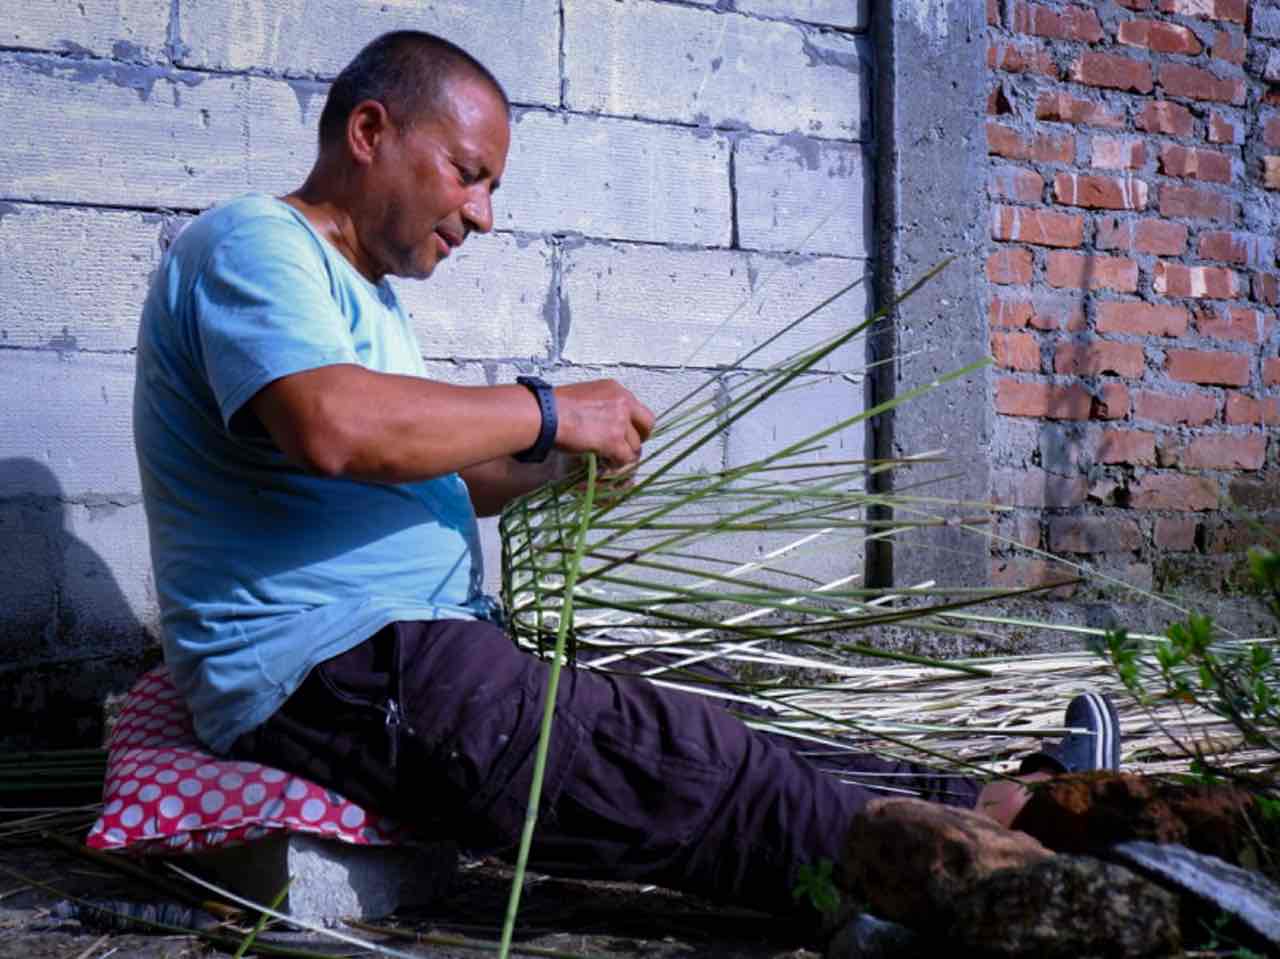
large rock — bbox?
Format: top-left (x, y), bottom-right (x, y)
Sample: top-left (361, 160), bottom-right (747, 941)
top-left (948, 855), bottom-right (1182, 958)
top-left (844, 797), bottom-right (1052, 924)
top-left (1112, 841), bottom-right (1280, 952)
top-left (1010, 773), bottom-right (1271, 868)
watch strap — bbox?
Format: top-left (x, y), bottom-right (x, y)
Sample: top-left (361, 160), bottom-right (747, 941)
top-left (513, 375), bottom-right (557, 463)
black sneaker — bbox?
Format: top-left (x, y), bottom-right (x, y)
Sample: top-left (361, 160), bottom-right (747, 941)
top-left (1019, 692), bottom-right (1121, 775)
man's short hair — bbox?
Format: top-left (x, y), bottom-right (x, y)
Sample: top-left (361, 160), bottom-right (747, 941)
top-left (318, 31), bottom-right (509, 147)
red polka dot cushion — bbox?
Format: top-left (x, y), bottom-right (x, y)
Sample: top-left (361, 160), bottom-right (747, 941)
top-left (88, 665), bottom-right (406, 854)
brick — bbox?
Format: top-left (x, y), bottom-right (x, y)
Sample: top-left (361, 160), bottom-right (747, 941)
top-left (1091, 137), bottom-right (1145, 171)
top-left (1134, 389), bottom-right (1218, 425)
top-left (1267, 118), bottom-right (1280, 150)
top-left (1136, 101), bottom-right (1195, 137)
top-left (502, 112), bottom-right (731, 244)
top-left (563, 0), bottom-right (865, 138)
top-left (1265, 158), bottom-right (1280, 191)
top-left (988, 248), bottom-right (1034, 285)
top-left (1206, 519), bottom-right (1280, 555)
top-left (1266, 358), bottom-right (1280, 386)
top-left (1224, 393), bottom-right (1280, 425)
top-left (0, 2), bottom-right (170, 60)
top-left (1036, 92), bottom-right (1124, 128)
top-left (994, 512), bottom-right (1042, 550)
top-left (561, 245), bottom-right (866, 369)
top-left (1117, 19), bottom-right (1202, 53)
top-left (988, 40), bottom-right (1058, 76)
top-left (989, 298), bottom-right (1085, 331)
top-left (179, 0), bottom-right (559, 104)
top-left (0, 352), bottom-right (138, 499)
top-left (1095, 217), bottom-right (1188, 255)
top-left (1130, 472), bottom-right (1219, 510)
top-left (735, 134), bottom-right (869, 257)
top-left (996, 379), bottom-right (1093, 419)
top-left (1118, 0), bottom-right (1152, 7)
top-left (1136, 219), bottom-right (1190, 255)
top-left (1011, 2), bottom-right (1104, 41)
top-left (990, 558), bottom-right (1077, 595)
top-left (1096, 382), bottom-right (1131, 419)
top-left (1197, 232), bottom-right (1273, 267)
top-left (989, 166), bottom-right (1045, 203)
top-left (987, 123), bottom-right (1076, 163)
top-left (1172, 435), bottom-right (1267, 469)
top-left (1154, 516), bottom-right (1198, 550)
top-left (1195, 305), bottom-right (1271, 343)
top-left (1071, 53), bottom-right (1153, 93)
top-left (991, 206), bottom-right (1084, 248)
top-left (1154, 262), bottom-right (1239, 299)
top-left (1053, 173), bottom-right (1148, 211)
top-left (1157, 0), bottom-right (1246, 22)
top-left (0, 55), bottom-right (254, 208)
top-left (989, 0), bottom-right (1001, 24)
top-left (1046, 252), bottom-right (1139, 291)
top-left (1158, 63), bottom-right (1245, 105)
top-left (1049, 516), bottom-right (1142, 553)
top-left (1211, 29), bottom-right (1245, 64)
top-left (1230, 476), bottom-right (1280, 509)
top-left (1095, 301), bottom-right (1189, 337)
top-left (1159, 145), bottom-right (1232, 183)
top-left (1166, 348), bottom-right (1250, 385)
top-left (393, 235), bottom-right (554, 360)
top-left (991, 468), bottom-right (1087, 508)
top-left (1207, 111), bottom-right (1242, 145)
top-left (1054, 341), bottom-right (1146, 377)
top-left (0, 204), bottom-right (162, 351)
top-left (991, 331), bottom-right (1042, 371)
top-left (1257, 274), bottom-right (1280, 307)
top-left (1098, 429), bottom-right (1158, 464)
top-left (1159, 184), bottom-right (1234, 222)
top-left (731, 0), bottom-right (868, 29)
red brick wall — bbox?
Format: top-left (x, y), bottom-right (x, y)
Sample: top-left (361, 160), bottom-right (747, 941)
top-left (985, 0), bottom-right (1278, 597)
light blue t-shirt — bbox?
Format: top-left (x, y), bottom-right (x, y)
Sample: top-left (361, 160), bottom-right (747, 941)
top-left (134, 194), bottom-right (494, 753)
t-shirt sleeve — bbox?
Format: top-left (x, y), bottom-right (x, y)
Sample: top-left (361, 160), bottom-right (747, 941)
top-left (190, 216), bottom-right (360, 428)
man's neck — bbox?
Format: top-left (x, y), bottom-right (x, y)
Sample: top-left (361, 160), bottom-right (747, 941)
top-left (282, 176), bottom-right (382, 283)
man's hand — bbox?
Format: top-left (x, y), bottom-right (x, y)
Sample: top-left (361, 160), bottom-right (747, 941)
top-left (552, 380), bottom-right (655, 469)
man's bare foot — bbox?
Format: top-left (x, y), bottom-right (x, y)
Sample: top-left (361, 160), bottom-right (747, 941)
top-left (975, 772), bottom-right (1052, 828)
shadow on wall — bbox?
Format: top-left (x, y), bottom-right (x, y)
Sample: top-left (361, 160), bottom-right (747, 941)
top-left (0, 458), bottom-right (155, 750)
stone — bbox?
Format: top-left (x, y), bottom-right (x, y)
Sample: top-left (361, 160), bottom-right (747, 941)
top-left (1112, 841), bottom-right (1280, 952)
top-left (187, 834), bottom-right (458, 924)
top-left (825, 912), bottom-right (923, 959)
top-left (948, 855), bottom-right (1182, 958)
top-left (1010, 773), bottom-right (1273, 869)
top-left (844, 797), bottom-right (1053, 924)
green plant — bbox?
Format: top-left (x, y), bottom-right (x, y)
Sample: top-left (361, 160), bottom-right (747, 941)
top-left (1095, 545), bottom-right (1280, 765)
top-left (791, 858), bottom-right (842, 922)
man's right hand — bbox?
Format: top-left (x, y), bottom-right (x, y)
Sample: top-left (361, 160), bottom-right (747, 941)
top-left (552, 379), bottom-right (655, 470)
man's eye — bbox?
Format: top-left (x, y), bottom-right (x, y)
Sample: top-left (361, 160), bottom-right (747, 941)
top-left (457, 166), bottom-right (478, 185)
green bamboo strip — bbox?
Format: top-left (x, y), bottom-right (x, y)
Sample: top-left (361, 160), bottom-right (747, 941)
top-left (499, 454), bottom-right (599, 959)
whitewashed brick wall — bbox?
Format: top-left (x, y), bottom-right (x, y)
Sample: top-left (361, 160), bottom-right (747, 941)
top-left (0, 0), bottom-right (870, 745)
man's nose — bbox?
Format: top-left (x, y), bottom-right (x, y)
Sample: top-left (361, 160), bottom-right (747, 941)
top-left (462, 189), bottom-right (494, 234)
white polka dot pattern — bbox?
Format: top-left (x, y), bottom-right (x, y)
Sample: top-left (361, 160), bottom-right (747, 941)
top-left (88, 665), bottom-right (406, 855)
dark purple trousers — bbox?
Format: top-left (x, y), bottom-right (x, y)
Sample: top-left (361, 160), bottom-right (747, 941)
top-left (230, 619), bottom-right (979, 914)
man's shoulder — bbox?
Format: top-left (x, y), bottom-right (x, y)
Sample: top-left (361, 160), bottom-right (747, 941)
top-left (172, 194), bottom-right (321, 271)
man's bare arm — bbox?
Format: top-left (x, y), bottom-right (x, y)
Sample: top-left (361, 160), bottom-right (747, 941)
top-left (247, 364), bottom-right (653, 485)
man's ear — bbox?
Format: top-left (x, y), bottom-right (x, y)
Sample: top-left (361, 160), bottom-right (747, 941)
top-left (346, 99), bottom-right (393, 166)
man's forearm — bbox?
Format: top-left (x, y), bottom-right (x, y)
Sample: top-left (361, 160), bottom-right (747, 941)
top-left (461, 454), bottom-right (569, 517)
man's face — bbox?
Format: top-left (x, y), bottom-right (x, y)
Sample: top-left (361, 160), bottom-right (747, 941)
top-left (364, 73), bottom-right (510, 280)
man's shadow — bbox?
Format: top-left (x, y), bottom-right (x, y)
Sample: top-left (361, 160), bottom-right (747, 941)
top-left (0, 458), bottom-right (154, 751)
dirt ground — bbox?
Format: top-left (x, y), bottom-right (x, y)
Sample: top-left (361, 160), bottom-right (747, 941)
top-left (0, 838), bottom-right (820, 959)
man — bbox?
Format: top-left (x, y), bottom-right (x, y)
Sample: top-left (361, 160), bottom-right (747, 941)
top-left (134, 31), bottom-right (1118, 918)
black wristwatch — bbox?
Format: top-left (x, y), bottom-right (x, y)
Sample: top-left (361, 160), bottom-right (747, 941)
top-left (513, 375), bottom-right (557, 463)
